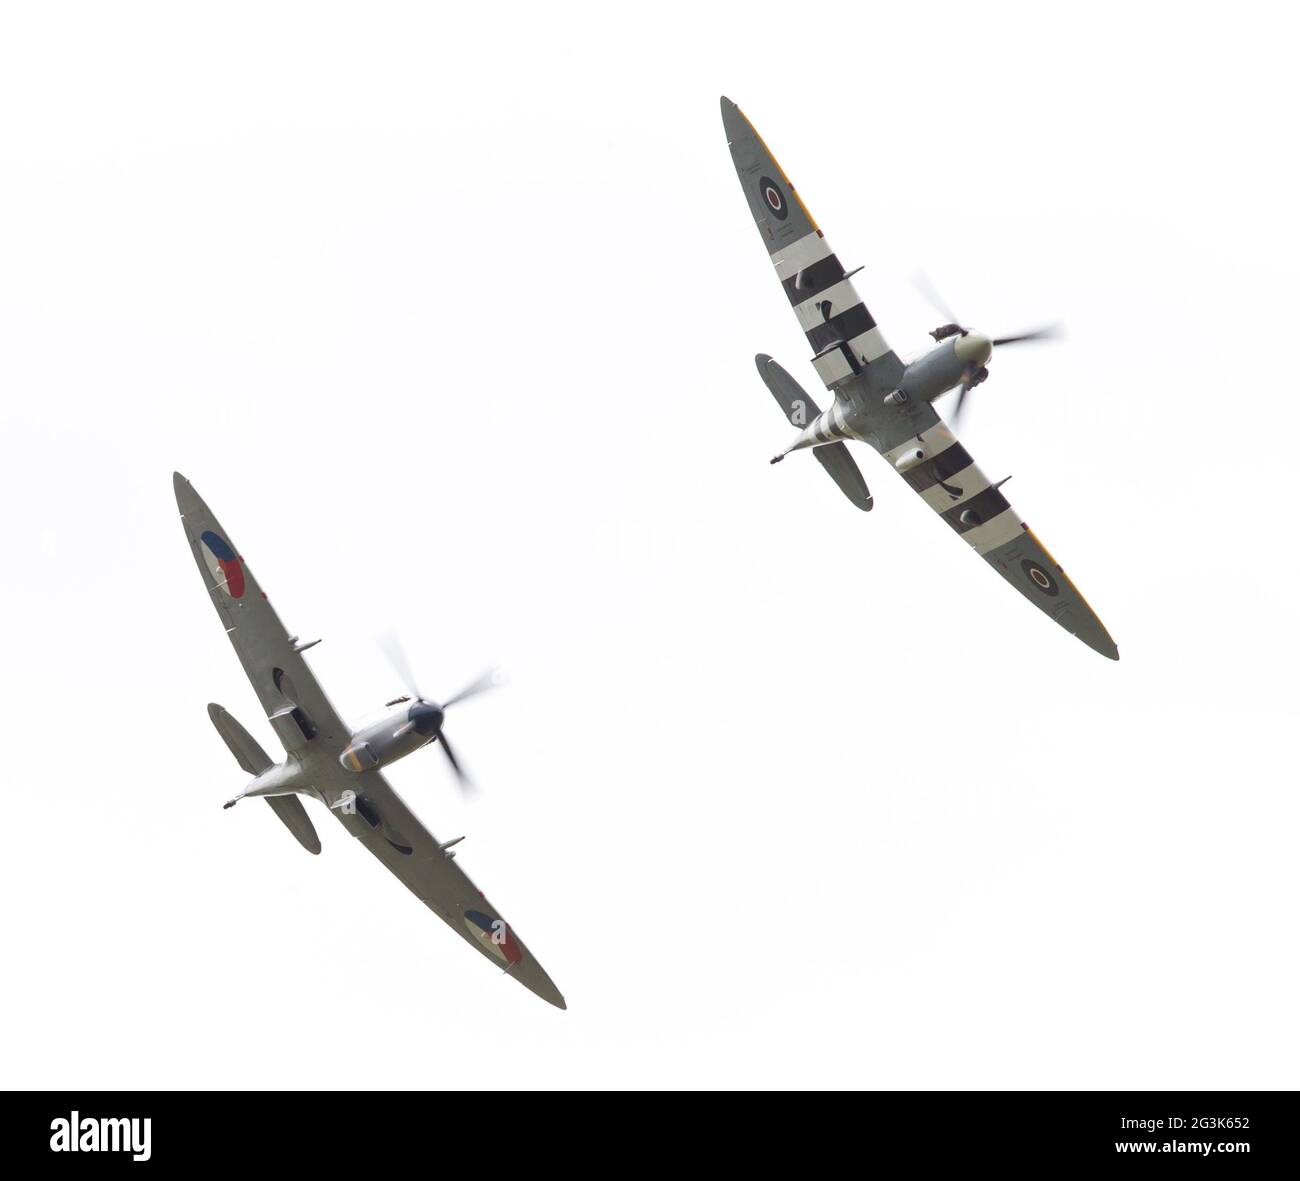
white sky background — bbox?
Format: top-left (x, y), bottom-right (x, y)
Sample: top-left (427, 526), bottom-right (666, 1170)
top-left (2, 1), bottom-right (1297, 1089)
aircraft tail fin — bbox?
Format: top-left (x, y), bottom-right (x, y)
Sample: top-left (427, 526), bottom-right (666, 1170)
top-left (208, 704), bottom-right (321, 854)
top-left (756, 354), bottom-right (873, 511)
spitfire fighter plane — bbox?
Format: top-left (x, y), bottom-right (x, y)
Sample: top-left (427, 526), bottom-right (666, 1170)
top-left (174, 473), bottom-right (565, 1008)
top-left (721, 98), bottom-right (1118, 660)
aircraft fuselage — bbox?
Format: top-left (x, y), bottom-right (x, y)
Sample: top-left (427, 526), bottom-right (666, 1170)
top-left (774, 334), bottom-right (993, 461)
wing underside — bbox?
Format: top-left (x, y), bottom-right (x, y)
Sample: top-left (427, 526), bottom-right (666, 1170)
top-left (173, 472), bottom-right (350, 749)
top-left (721, 97), bottom-right (903, 392)
top-left (327, 764), bottom-right (566, 1008)
top-left (880, 417), bottom-right (1118, 660)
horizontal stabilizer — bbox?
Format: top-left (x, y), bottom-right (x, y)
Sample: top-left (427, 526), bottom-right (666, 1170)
top-left (265, 794), bottom-right (321, 855)
top-left (813, 444), bottom-right (874, 511)
top-left (208, 704), bottom-right (320, 853)
top-left (208, 703), bottom-right (273, 775)
top-left (755, 354), bottom-right (873, 511)
top-left (756, 352), bottom-right (822, 424)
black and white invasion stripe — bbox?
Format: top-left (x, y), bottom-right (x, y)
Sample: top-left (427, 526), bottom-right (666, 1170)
top-left (770, 230), bottom-right (894, 388)
top-left (883, 423), bottom-right (1025, 556)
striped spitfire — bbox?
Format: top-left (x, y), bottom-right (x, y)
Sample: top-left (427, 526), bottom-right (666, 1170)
top-left (721, 97), bottom-right (1119, 660)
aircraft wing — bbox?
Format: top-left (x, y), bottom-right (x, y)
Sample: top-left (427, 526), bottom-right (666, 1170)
top-left (319, 761), bottom-right (566, 1008)
top-left (878, 412), bottom-right (1119, 660)
top-left (721, 96), bottom-right (904, 392)
top-left (173, 473), bottom-right (351, 751)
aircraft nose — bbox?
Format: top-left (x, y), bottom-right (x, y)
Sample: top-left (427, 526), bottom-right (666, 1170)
top-left (954, 332), bottom-right (993, 367)
top-left (410, 701), bottom-right (445, 737)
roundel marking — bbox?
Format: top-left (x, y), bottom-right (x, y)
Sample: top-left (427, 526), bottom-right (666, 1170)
top-left (199, 530), bottom-right (246, 598)
top-left (464, 909), bottom-right (523, 966)
top-left (1020, 559), bottom-right (1060, 597)
top-left (758, 175), bottom-right (788, 220)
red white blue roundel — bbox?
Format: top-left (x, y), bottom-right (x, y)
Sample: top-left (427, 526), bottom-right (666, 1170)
top-left (200, 531), bottom-right (246, 598)
top-left (758, 174), bottom-right (788, 221)
top-left (464, 909), bottom-right (522, 966)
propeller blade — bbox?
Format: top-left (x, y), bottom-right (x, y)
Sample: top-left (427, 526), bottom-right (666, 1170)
top-left (437, 732), bottom-right (476, 796)
top-left (914, 271), bottom-right (965, 336)
top-left (378, 632), bottom-right (421, 700)
top-left (442, 668), bottom-right (500, 710)
top-left (950, 367), bottom-right (974, 427)
top-left (992, 324), bottom-right (1062, 347)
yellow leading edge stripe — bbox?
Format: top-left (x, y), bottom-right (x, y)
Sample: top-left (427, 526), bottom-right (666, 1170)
top-left (735, 104), bottom-right (822, 235)
top-left (1023, 525), bottom-right (1106, 622)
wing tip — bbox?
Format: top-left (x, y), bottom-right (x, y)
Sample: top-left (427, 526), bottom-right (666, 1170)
top-left (719, 95), bottom-right (746, 144)
top-left (529, 975), bottom-right (567, 1010)
top-left (1079, 626), bottom-right (1120, 661)
top-left (173, 470), bottom-right (199, 514)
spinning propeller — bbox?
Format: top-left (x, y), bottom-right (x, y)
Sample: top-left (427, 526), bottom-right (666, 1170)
top-left (915, 273), bottom-right (1061, 426)
top-left (379, 633), bottom-right (499, 796)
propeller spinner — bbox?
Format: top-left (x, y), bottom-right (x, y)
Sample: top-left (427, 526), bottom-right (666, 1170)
top-left (379, 633), bottom-right (498, 796)
top-left (914, 273), bottom-right (1061, 425)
